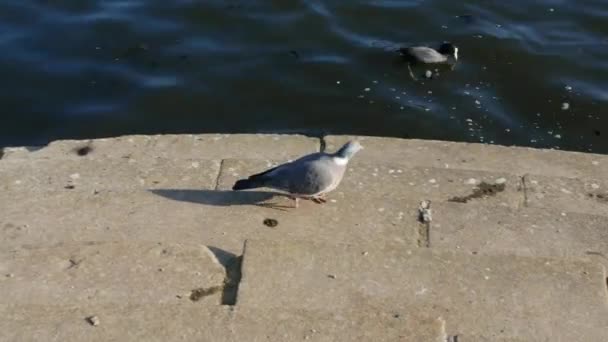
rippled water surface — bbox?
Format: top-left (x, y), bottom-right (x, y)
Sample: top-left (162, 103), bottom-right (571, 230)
top-left (1, 0), bottom-right (607, 152)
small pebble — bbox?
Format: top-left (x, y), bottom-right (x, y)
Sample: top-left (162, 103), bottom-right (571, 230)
top-left (495, 177), bottom-right (507, 185)
top-left (565, 85), bottom-right (572, 91)
top-left (86, 315), bottom-right (100, 326)
top-left (425, 70), bottom-right (432, 78)
top-left (428, 179), bottom-right (437, 184)
top-left (561, 102), bottom-right (570, 110)
top-left (364, 88), bottom-right (370, 92)
top-left (327, 274), bottom-right (336, 279)
top-left (6, 273), bottom-right (14, 278)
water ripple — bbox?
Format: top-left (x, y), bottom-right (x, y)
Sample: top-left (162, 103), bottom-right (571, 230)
top-left (0, 0), bottom-right (606, 153)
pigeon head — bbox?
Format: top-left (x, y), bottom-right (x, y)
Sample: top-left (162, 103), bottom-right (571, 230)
top-left (335, 140), bottom-right (363, 159)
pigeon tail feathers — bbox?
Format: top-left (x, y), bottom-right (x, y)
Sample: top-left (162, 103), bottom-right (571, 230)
top-left (233, 178), bottom-right (259, 190)
top-left (232, 171), bottom-right (271, 190)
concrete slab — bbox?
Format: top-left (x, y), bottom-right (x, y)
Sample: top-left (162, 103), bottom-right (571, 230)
top-left (0, 304), bottom-right (446, 342)
top-left (1, 134), bottom-right (319, 161)
top-left (325, 135), bottom-right (608, 180)
top-left (0, 304), bottom-right (232, 342)
top-left (0, 158), bottom-right (220, 192)
top-left (239, 239), bottom-right (608, 341)
top-left (0, 186), bottom-right (421, 253)
top-left (233, 307), bottom-right (446, 342)
top-left (430, 202), bottom-right (608, 269)
top-left (0, 241), bottom-right (226, 305)
top-left (524, 174), bottom-right (608, 216)
top-left (217, 159), bottom-right (524, 208)
top-left (453, 336), bottom-right (526, 342)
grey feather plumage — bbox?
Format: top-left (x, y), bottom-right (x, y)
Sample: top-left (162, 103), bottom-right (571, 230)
top-left (402, 47), bottom-right (448, 63)
top-left (232, 141), bottom-right (362, 199)
top-left (260, 153), bottom-right (343, 195)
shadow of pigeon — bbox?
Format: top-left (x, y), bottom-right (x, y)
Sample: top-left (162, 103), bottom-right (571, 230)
top-left (149, 189), bottom-right (291, 209)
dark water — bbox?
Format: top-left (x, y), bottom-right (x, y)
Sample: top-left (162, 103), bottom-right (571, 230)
top-left (1, 1), bottom-right (606, 153)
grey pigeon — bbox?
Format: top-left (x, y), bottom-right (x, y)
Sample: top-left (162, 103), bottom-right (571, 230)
top-left (232, 141), bottom-right (363, 208)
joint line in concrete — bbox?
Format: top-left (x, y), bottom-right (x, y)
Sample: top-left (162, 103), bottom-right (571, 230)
top-left (214, 159), bottom-right (226, 190)
top-left (319, 136), bottom-right (327, 153)
top-left (520, 175), bottom-right (529, 208)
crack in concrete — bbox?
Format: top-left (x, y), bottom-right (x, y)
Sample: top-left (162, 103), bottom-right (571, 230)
top-left (214, 159), bottom-right (226, 190)
top-left (417, 221), bottom-right (430, 248)
top-left (520, 175), bottom-right (529, 207)
top-left (417, 200), bottom-right (431, 248)
top-left (319, 136), bottom-right (327, 153)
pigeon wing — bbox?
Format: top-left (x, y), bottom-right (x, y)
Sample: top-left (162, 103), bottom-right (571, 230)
top-left (284, 157), bottom-right (340, 196)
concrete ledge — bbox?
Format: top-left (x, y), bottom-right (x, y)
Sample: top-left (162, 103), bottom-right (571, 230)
top-left (239, 239), bottom-right (608, 340)
top-left (431, 202), bottom-right (608, 269)
top-left (2, 134), bottom-right (608, 341)
top-left (0, 304), bottom-right (232, 342)
top-left (1, 134), bottom-right (319, 161)
top-left (0, 304), bottom-right (446, 342)
top-left (0, 241), bottom-right (226, 305)
top-left (326, 135), bottom-right (608, 180)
